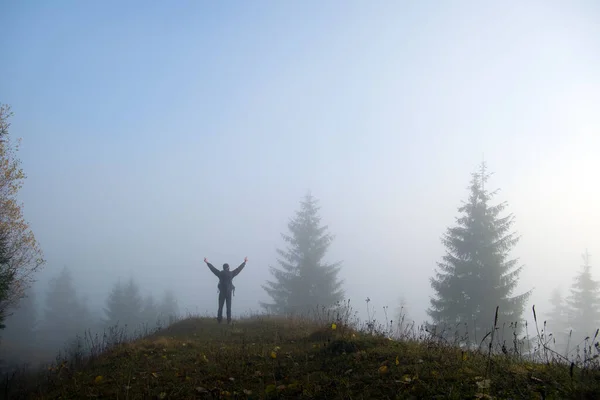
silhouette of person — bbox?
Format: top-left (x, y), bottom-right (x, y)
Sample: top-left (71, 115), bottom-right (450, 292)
top-left (204, 257), bottom-right (247, 324)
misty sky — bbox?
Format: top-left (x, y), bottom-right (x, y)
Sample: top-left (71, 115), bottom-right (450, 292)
top-left (1, 1), bottom-right (599, 326)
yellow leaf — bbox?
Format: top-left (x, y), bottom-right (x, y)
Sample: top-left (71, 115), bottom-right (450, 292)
top-left (395, 356), bottom-right (400, 366)
top-left (152, 372), bottom-right (159, 378)
top-left (265, 384), bottom-right (276, 394)
top-left (331, 323), bottom-right (337, 330)
top-left (378, 365), bottom-right (389, 374)
top-left (202, 354), bottom-right (208, 362)
top-left (462, 352), bottom-right (468, 361)
top-left (94, 375), bottom-right (103, 384)
top-left (270, 351), bottom-right (277, 359)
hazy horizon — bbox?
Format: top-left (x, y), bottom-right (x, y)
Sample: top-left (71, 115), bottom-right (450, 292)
top-left (1, 0), bottom-right (599, 329)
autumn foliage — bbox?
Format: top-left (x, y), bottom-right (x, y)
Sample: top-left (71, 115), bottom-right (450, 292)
top-left (0, 103), bottom-right (44, 319)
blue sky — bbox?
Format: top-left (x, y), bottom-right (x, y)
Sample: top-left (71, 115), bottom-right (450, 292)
top-left (1, 1), bottom-right (599, 324)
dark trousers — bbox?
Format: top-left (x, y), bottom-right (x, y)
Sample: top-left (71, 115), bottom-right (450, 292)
top-left (217, 289), bottom-right (232, 323)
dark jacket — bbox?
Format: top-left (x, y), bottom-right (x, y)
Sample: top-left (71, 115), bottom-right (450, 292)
top-left (206, 261), bottom-right (246, 294)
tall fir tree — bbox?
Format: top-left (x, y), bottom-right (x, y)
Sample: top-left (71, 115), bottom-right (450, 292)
top-left (261, 192), bottom-right (344, 315)
top-left (104, 277), bottom-right (143, 330)
top-left (427, 162), bottom-right (531, 338)
top-left (565, 250), bottom-right (600, 341)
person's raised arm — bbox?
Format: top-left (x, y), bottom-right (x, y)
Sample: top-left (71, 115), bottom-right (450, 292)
top-left (232, 257), bottom-right (248, 277)
top-left (204, 257), bottom-right (220, 277)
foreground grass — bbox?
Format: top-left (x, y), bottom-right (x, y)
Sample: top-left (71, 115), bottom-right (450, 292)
top-left (8, 316), bottom-right (600, 399)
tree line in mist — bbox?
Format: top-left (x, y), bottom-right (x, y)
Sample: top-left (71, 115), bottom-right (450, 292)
top-left (1, 102), bottom-right (599, 370)
top-left (1, 266), bottom-right (178, 368)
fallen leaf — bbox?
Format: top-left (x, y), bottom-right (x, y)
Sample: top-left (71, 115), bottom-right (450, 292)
top-left (476, 379), bottom-right (492, 390)
top-left (331, 323), bottom-right (337, 330)
top-left (395, 356), bottom-right (400, 366)
top-left (158, 392), bottom-right (167, 399)
top-left (94, 375), bottom-right (103, 384)
top-left (229, 377), bottom-right (235, 382)
top-left (270, 351), bottom-right (277, 359)
top-left (378, 365), bottom-right (389, 374)
top-left (151, 372), bottom-right (159, 378)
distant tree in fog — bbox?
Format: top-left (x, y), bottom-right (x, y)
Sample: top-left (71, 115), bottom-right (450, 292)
top-left (547, 287), bottom-right (569, 332)
top-left (141, 294), bottom-right (159, 326)
top-left (545, 287), bottom-right (570, 350)
top-left (565, 250), bottom-right (600, 340)
top-left (0, 104), bottom-right (45, 317)
top-left (427, 162), bottom-right (531, 338)
top-left (158, 289), bottom-right (179, 324)
top-left (38, 267), bottom-right (89, 349)
top-left (104, 278), bottom-right (143, 330)
top-left (261, 192), bottom-right (344, 315)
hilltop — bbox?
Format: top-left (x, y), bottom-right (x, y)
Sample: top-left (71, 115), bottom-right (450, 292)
top-left (5, 315), bottom-right (600, 399)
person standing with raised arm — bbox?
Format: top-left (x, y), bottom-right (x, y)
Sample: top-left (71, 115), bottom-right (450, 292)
top-left (204, 256), bottom-right (247, 324)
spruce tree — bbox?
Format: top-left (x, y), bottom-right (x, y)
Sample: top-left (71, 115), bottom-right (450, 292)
top-left (427, 162), bottom-right (531, 338)
top-left (565, 250), bottom-right (600, 341)
top-left (261, 192), bottom-right (344, 315)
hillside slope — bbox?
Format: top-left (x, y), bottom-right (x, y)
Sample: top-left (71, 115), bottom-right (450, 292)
top-left (8, 316), bottom-right (600, 399)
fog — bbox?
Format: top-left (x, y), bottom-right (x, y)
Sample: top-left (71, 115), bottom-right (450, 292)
top-left (1, 0), bottom-right (599, 366)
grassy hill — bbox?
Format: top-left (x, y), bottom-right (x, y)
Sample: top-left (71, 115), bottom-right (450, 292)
top-left (5, 314), bottom-right (600, 399)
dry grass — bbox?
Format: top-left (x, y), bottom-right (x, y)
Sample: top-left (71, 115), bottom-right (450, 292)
top-left (2, 302), bottom-right (600, 399)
